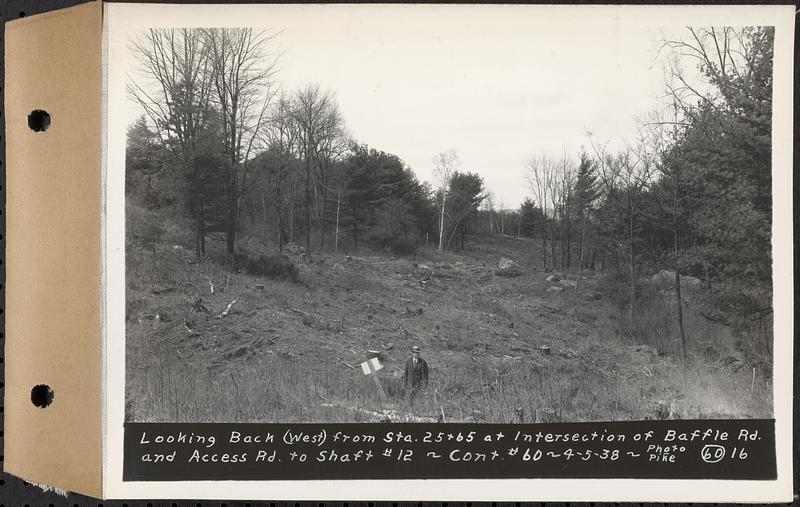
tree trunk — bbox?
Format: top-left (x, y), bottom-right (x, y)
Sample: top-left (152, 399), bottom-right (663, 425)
top-left (446, 217), bottom-right (465, 249)
top-left (628, 198), bottom-right (635, 324)
top-left (319, 167), bottom-right (328, 251)
top-left (438, 195), bottom-right (447, 250)
top-left (288, 187), bottom-right (294, 244)
top-left (261, 191), bottom-right (268, 226)
top-left (305, 159), bottom-right (312, 251)
top-left (224, 105), bottom-right (239, 259)
top-left (565, 206), bottom-right (571, 269)
top-left (674, 166), bottom-right (688, 363)
top-left (195, 201), bottom-right (206, 258)
top-left (192, 157), bottom-right (205, 258)
top-left (671, 99), bottom-right (688, 363)
top-left (541, 217), bottom-right (547, 269)
top-left (275, 182), bottom-right (284, 253)
top-left (575, 213), bottom-right (587, 292)
top-left (561, 213), bottom-right (566, 269)
top-left (335, 189), bottom-right (341, 253)
top-left (226, 160), bottom-right (237, 257)
top-left (675, 265), bottom-right (687, 362)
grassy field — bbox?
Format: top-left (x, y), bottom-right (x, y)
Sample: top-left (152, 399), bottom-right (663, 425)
top-left (125, 222), bottom-right (773, 423)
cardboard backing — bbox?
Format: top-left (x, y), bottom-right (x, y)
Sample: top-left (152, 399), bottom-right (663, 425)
top-left (4, 0), bottom-right (103, 498)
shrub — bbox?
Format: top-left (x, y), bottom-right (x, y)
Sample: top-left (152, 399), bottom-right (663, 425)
top-left (366, 197), bottom-right (421, 255)
top-left (235, 253), bottom-right (298, 281)
top-left (127, 202), bottom-right (165, 249)
top-left (367, 230), bottom-right (419, 255)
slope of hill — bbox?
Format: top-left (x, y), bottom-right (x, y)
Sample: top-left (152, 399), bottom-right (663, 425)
top-left (125, 230), bottom-right (772, 423)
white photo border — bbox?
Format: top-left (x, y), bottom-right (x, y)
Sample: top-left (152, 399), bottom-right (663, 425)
top-left (103, 3), bottom-right (795, 501)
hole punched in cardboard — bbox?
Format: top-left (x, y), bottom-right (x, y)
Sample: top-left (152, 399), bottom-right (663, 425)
top-left (27, 109), bottom-right (51, 132)
top-left (30, 384), bottom-right (54, 408)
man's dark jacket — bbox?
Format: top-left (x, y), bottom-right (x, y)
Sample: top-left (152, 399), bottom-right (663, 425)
top-left (404, 357), bottom-right (429, 389)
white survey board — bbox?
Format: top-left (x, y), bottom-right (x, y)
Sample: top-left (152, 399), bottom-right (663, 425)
top-left (360, 357), bottom-right (383, 374)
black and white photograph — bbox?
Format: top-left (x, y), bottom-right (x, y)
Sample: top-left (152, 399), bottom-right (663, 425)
top-left (120, 6), bottom-right (783, 428)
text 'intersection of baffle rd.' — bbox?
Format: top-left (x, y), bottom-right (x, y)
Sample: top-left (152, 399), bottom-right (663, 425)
top-left (124, 420), bottom-right (776, 481)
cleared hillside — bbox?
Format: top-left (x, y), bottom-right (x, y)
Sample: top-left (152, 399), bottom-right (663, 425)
top-left (125, 228), bottom-right (772, 423)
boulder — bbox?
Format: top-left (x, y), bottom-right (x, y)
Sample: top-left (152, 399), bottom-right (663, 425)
top-left (284, 242), bottom-right (305, 256)
top-left (496, 257), bottom-right (522, 277)
top-left (650, 270), bottom-right (701, 288)
top-left (498, 257), bottom-right (516, 270)
top-left (683, 275), bottom-right (701, 287)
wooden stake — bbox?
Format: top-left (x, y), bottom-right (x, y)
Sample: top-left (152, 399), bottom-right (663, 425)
top-left (367, 361), bottom-right (387, 401)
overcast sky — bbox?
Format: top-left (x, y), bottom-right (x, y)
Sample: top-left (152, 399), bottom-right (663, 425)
top-left (125, 6), bottom-right (702, 207)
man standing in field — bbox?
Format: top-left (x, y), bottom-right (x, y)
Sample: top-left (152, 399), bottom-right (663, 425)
top-left (404, 345), bottom-right (429, 404)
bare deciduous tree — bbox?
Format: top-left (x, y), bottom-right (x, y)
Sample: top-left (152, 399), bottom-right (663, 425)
top-left (554, 151), bottom-right (576, 269)
top-left (129, 28), bottom-right (214, 257)
top-left (524, 153), bottom-right (556, 268)
top-left (290, 84), bottom-right (345, 252)
top-left (589, 135), bottom-right (656, 324)
top-left (313, 102), bottom-right (348, 250)
top-left (433, 150), bottom-right (459, 251)
top-left (204, 28), bottom-right (279, 257)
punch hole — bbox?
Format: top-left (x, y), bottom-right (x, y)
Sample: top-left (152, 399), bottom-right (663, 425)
top-left (30, 384), bottom-right (54, 408)
top-left (27, 110), bottom-right (51, 132)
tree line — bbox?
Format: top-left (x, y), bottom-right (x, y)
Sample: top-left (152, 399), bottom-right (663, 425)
top-left (515, 27), bottom-right (773, 360)
top-left (126, 28), bottom-right (486, 259)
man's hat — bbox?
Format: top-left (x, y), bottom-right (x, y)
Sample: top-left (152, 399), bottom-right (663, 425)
top-left (411, 345), bottom-right (421, 352)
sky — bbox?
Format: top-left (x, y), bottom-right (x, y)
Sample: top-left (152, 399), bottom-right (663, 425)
top-left (125, 5), bottom-right (696, 208)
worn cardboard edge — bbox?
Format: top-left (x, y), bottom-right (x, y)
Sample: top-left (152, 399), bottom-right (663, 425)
top-left (4, 0), bottom-right (104, 498)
